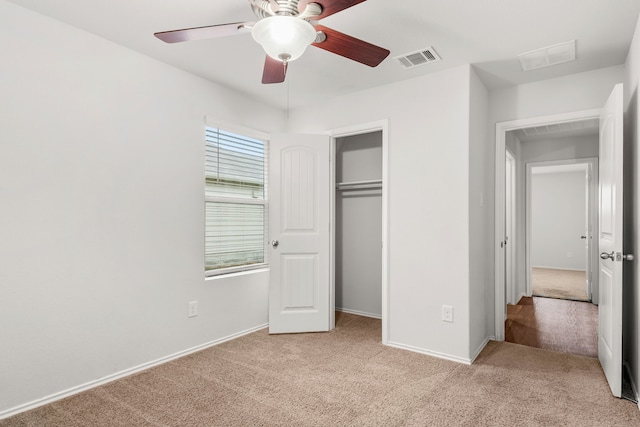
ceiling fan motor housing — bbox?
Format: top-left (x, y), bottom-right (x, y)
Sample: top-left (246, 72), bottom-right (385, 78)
top-left (251, 0), bottom-right (323, 19)
top-left (273, 0), bottom-right (299, 15)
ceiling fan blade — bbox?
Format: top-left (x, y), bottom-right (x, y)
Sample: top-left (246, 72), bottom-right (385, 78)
top-left (312, 25), bottom-right (390, 67)
top-left (299, 0), bottom-right (366, 19)
top-left (154, 22), bottom-right (253, 43)
top-left (262, 56), bottom-right (287, 84)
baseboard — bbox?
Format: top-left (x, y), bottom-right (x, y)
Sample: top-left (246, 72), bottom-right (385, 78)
top-left (0, 323), bottom-right (268, 420)
top-left (336, 307), bottom-right (382, 320)
top-left (386, 341), bottom-right (472, 365)
top-left (469, 337), bottom-right (491, 363)
top-left (531, 266), bottom-right (586, 272)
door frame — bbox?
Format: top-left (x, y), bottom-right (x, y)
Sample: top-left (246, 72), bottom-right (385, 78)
top-left (329, 120), bottom-right (390, 344)
top-left (505, 149), bottom-right (517, 305)
top-left (494, 109), bottom-right (601, 340)
top-left (525, 158), bottom-right (599, 301)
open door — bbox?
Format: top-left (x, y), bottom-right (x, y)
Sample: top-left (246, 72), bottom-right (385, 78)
top-left (584, 167), bottom-right (591, 300)
top-left (598, 83), bottom-right (626, 397)
top-left (268, 133), bottom-right (332, 334)
top-left (505, 150), bottom-right (516, 305)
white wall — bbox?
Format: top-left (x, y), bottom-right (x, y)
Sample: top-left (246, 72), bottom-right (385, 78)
top-left (521, 134), bottom-right (599, 162)
top-left (336, 133), bottom-right (383, 183)
top-left (289, 65), bottom-right (479, 362)
top-left (623, 12), bottom-right (640, 404)
top-left (335, 132), bottom-right (383, 318)
top-left (490, 66), bottom-right (625, 124)
top-left (0, 2), bottom-right (284, 415)
top-left (488, 65), bottom-right (624, 334)
top-left (468, 68), bottom-right (492, 357)
top-left (531, 171), bottom-right (587, 270)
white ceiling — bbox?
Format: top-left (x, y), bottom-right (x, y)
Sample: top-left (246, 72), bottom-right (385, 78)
top-left (7, 0), bottom-right (640, 110)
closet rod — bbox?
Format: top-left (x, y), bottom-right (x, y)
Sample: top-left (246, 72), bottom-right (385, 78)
top-left (336, 179), bottom-right (382, 191)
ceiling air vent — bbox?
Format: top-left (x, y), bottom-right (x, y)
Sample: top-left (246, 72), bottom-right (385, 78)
top-left (395, 47), bottom-right (441, 69)
top-left (518, 40), bottom-right (576, 71)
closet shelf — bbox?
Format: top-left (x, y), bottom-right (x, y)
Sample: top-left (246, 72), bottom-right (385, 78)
top-left (336, 179), bottom-right (382, 191)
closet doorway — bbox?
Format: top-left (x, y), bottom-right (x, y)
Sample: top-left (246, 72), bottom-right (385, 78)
top-left (331, 122), bottom-right (389, 343)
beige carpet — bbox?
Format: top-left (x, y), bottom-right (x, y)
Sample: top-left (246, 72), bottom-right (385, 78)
top-left (3, 313), bottom-right (639, 426)
top-left (532, 267), bottom-right (589, 301)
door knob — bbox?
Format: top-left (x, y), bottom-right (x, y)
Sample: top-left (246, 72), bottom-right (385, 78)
top-left (600, 251), bottom-right (615, 261)
top-left (271, 240), bottom-right (279, 249)
top-left (600, 251), bottom-right (635, 261)
top-left (581, 235), bottom-right (587, 239)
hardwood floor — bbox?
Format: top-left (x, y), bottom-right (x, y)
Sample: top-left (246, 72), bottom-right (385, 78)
top-left (505, 296), bottom-right (598, 358)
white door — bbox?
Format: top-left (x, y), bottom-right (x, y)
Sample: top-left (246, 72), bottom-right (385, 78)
top-left (505, 150), bottom-right (516, 305)
top-left (598, 83), bottom-right (624, 397)
top-left (268, 133), bottom-right (332, 334)
top-left (584, 168), bottom-right (591, 299)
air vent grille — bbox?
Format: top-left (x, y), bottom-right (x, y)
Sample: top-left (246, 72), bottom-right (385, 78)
top-left (521, 118), bottom-right (598, 137)
top-left (518, 40), bottom-right (576, 71)
top-left (516, 118), bottom-right (599, 142)
top-left (395, 47), bottom-right (441, 69)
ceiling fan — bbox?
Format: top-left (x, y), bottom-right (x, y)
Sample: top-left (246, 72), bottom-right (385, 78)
top-left (154, 0), bottom-right (390, 84)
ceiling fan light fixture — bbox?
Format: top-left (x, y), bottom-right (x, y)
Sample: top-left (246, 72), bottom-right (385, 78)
top-left (251, 16), bottom-right (317, 62)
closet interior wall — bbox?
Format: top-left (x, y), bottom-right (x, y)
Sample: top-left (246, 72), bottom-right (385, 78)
top-left (335, 131), bottom-right (383, 319)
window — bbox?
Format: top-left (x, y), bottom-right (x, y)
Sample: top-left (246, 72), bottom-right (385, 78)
top-left (205, 126), bottom-right (268, 276)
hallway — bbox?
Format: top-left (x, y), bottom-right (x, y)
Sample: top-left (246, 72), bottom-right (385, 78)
top-left (505, 296), bottom-right (597, 358)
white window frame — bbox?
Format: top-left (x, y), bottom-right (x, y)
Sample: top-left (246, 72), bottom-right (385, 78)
top-left (204, 119), bottom-right (269, 277)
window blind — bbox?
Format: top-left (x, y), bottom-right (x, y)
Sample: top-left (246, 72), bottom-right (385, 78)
top-left (205, 127), bottom-right (268, 275)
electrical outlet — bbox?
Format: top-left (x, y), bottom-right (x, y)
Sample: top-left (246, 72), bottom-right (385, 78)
top-left (188, 301), bottom-right (198, 318)
top-left (442, 305), bottom-right (453, 323)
